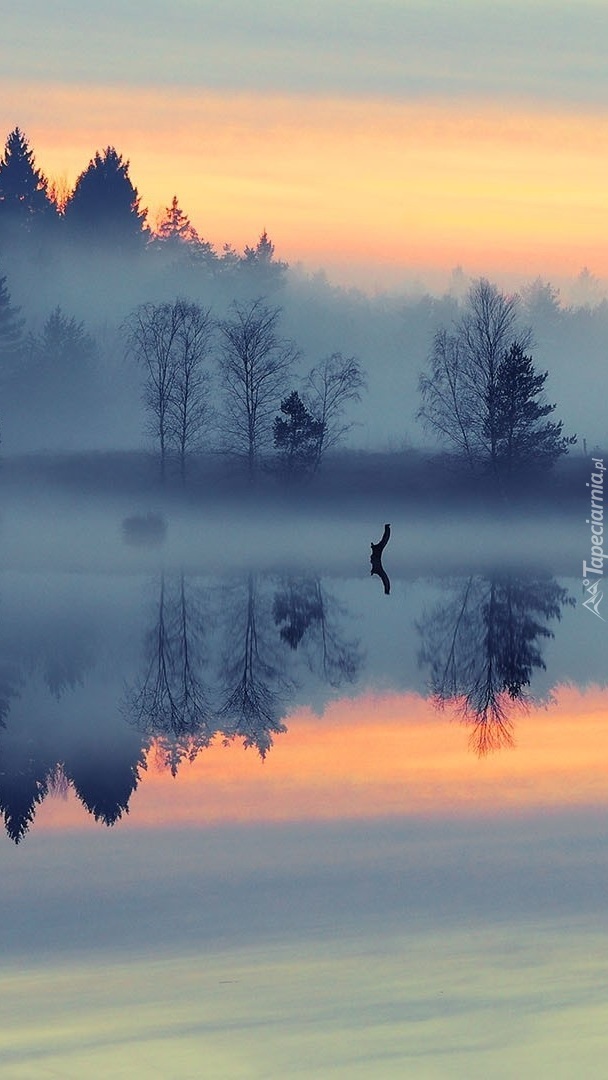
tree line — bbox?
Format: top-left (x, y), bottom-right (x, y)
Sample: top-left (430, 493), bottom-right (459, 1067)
top-left (125, 296), bottom-right (364, 482)
top-left (0, 125), bottom-right (579, 482)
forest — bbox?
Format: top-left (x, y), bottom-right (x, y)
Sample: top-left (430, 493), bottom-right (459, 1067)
top-left (0, 126), bottom-right (603, 505)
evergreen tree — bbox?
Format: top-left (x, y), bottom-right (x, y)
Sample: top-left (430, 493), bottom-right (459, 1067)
top-left (493, 343), bottom-right (576, 474)
top-left (241, 230), bottom-right (288, 288)
top-left (0, 127), bottom-right (57, 237)
top-left (0, 272), bottom-right (24, 371)
top-left (64, 146), bottom-right (148, 251)
top-left (155, 195), bottom-right (200, 247)
top-left (31, 307), bottom-right (96, 375)
top-left (152, 194), bottom-right (217, 267)
top-left (273, 390), bottom-right (323, 482)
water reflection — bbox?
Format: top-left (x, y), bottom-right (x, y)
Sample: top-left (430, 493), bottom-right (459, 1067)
top-left (417, 574), bottom-right (574, 755)
top-left (216, 573), bottom-right (288, 758)
top-left (273, 575), bottom-right (362, 686)
top-left (0, 565), bottom-right (579, 840)
top-left (123, 572), bottom-right (214, 773)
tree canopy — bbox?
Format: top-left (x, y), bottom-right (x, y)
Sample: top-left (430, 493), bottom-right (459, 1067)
top-left (64, 146), bottom-right (148, 250)
top-left (0, 127), bottom-right (57, 237)
top-left (418, 278), bottom-right (574, 477)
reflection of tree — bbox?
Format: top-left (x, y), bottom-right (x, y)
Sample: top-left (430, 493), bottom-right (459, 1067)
top-left (274, 578), bottom-right (365, 686)
top-left (67, 746), bottom-right (148, 827)
top-left (0, 754), bottom-right (56, 844)
top-left (124, 573), bottom-right (214, 773)
top-left (418, 574), bottom-right (573, 754)
top-left (218, 574), bottom-right (287, 757)
top-left (0, 699), bottom-right (147, 843)
top-left (0, 661), bottom-right (22, 729)
top-left (273, 576), bottom-right (362, 687)
top-left (273, 576), bottom-right (324, 649)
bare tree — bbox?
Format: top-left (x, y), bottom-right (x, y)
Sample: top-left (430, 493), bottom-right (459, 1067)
top-left (304, 352), bottom-right (366, 469)
top-left (124, 299), bottom-right (213, 480)
top-left (166, 300), bottom-right (214, 482)
top-left (417, 573), bottom-right (572, 755)
top-left (418, 278), bottom-right (535, 475)
top-left (123, 572), bottom-right (214, 773)
top-left (218, 298), bottom-right (299, 482)
top-left (217, 574), bottom-right (287, 757)
top-left (124, 301), bottom-right (181, 479)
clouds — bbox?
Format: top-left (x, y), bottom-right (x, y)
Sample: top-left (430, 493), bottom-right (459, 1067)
top-left (5, 1), bottom-right (608, 107)
top-left (3, 2), bottom-right (607, 287)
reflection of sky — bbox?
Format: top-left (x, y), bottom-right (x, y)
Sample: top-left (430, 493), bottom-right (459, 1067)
top-left (1, 532), bottom-right (607, 1075)
top-left (3, 811), bottom-right (608, 1076)
top-left (3, 683), bottom-right (608, 1074)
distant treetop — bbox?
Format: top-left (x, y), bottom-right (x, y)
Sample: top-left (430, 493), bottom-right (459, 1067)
top-left (63, 146), bottom-right (148, 251)
top-left (0, 127), bottom-right (57, 235)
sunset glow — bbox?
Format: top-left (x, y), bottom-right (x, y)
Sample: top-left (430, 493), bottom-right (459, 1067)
top-left (33, 685), bottom-right (608, 835)
top-left (3, 80), bottom-right (608, 286)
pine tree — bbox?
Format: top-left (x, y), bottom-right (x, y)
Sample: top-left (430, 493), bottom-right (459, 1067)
top-left (0, 127), bottom-right (57, 236)
top-left (273, 390), bottom-right (323, 482)
top-left (64, 146), bottom-right (148, 251)
top-left (241, 230), bottom-right (288, 288)
top-left (155, 195), bottom-right (200, 247)
top-left (152, 194), bottom-right (217, 267)
top-left (0, 272), bottom-right (24, 371)
top-left (33, 307), bottom-right (96, 374)
top-left (493, 343), bottom-right (576, 474)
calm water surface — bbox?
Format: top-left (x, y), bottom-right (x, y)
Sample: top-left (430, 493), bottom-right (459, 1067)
top-left (0, 498), bottom-right (606, 1078)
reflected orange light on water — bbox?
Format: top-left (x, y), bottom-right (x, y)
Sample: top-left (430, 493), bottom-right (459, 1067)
top-left (34, 685), bottom-right (608, 835)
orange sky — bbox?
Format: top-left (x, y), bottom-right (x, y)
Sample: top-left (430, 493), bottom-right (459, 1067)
top-left (33, 684), bottom-right (608, 835)
top-left (3, 81), bottom-right (608, 288)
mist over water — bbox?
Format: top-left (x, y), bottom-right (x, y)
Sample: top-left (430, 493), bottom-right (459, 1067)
top-left (1, 131), bottom-right (606, 1080)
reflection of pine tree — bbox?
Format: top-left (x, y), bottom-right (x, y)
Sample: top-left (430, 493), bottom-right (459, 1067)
top-left (217, 574), bottom-right (287, 757)
top-left (0, 661), bottom-right (22, 729)
top-left (124, 573), bottom-right (214, 773)
top-left (418, 574), bottom-right (572, 755)
top-left (273, 576), bottom-right (362, 686)
top-left (67, 745), bottom-right (147, 827)
top-left (0, 759), bottom-right (54, 843)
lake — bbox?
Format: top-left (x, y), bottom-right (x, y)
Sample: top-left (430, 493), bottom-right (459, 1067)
top-left (0, 492), bottom-right (606, 1078)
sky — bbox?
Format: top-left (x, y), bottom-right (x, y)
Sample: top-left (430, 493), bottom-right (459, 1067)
top-left (2, 1), bottom-right (608, 291)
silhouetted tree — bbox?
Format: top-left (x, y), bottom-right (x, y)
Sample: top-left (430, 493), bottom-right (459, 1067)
top-left (241, 229), bottom-right (288, 289)
top-left (0, 760), bottom-right (54, 844)
top-left (418, 573), bottom-right (573, 754)
top-left (152, 194), bottom-right (217, 268)
top-left (68, 745), bottom-right (147, 827)
top-left (155, 194), bottom-right (200, 247)
top-left (124, 573), bottom-right (214, 772)
top-left (418, 278), bottom-right (539, 476)
top-left (0, 127), bottom-right (57, 238)
top-left (0, 271), bottom-right (24, 378)
top-left (125, 301), bottom-right (180, 478)
top-left (218, 298), bottom-right (299, 482)
top-left (493, 343), bottom-right (576, 475)
top-left (217, 575), bottom-right (287, 756)
top-left (64, 146), bottom-right (148, 251)
top-left (125, 298), bottom-right (212, 479)
top-left (304, 352), bottom-right (366, 469)
top-left (166, 301), bottom-right (214, 481)
top-left (273, 576), bottom-right (361, 686)
top-left (273, 390), bottom-right (323, 482)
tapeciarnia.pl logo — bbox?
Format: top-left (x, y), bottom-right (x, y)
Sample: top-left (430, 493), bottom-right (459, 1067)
top-left (582, 457), bottom-right (606, 620)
